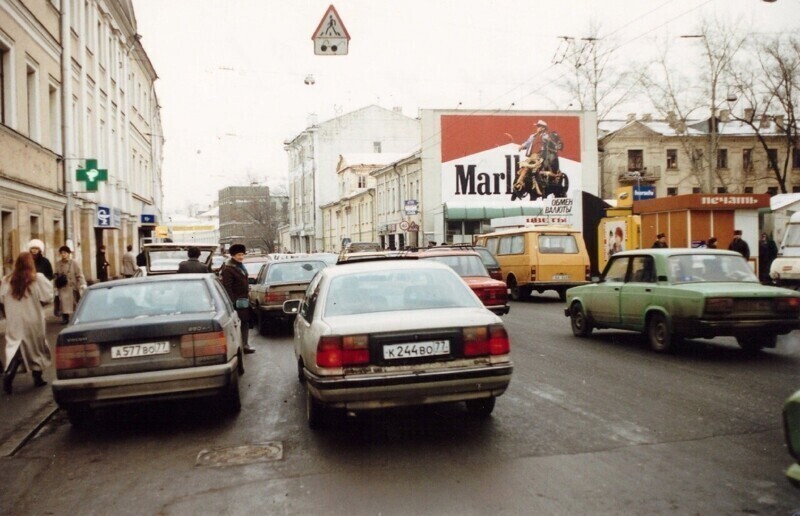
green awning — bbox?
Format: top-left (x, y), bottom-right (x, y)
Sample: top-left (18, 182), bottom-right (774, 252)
top-left (444, 204), bottom-right (543, 220)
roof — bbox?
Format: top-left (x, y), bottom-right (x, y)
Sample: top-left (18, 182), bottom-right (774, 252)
top-left (599, 117), bottom-right (790, 139)
top-left (338, 153), bottom-right (409, 168)
top-left (611, 248), bottom-right (740, 257)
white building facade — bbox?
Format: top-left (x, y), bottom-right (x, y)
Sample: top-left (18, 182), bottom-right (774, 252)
top-left (283, 105), bottom-right (419, 253)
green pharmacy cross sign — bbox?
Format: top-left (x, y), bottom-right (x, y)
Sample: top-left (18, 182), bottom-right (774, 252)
top-left (76, 159), bottom-right (108, 192)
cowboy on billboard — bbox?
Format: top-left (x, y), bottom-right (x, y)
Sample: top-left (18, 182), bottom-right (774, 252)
top-left (508, 120), bottom-right (568, 201)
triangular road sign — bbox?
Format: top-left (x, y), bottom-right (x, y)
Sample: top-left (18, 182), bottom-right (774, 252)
top-left (312, 5), bottom-right (350, 56)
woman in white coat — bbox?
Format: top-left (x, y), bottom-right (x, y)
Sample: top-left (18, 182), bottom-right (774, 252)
top-left (0, 252), bottom-right (54, 394)
top-left (54, 245), bottom-right (86, 324)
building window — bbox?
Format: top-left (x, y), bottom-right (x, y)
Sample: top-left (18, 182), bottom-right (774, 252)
top-left (743, 149), bottom-right (753, 172)
top-left (29, 214), bottom-right (40, 240)
top-left (692, 187), bottom-right (701, 194)
top-left (716, 187), bottom-right (727, 193)
top-left (627, 149), bottom-right (643, 171)
top-left (767, 149), bottom-right (778, 170)
top-left (48, 83), bottom-right (60, 149)
top-left (373, 141), bottom-right (381, 153)
top-left (744, 186), bottom-right (754, 193)
top-left (793, 149), bottom-right (800, 169)
top-left (25, 62), bottom-right (40, 141)
top-left (793, 186), bottom-right (800, 193)
top-left (666, 149), bottom-right (678, 169)
top-left (717, 149), bottom-right (728, 169)
top-left (0, 45), bottom-right (7, 125)
top-left (767, 186), bottom-right (779, 195)
top-left (667, 187), bottom-right (678, 196)
top-left (358, 175), bottom-right (366, 188)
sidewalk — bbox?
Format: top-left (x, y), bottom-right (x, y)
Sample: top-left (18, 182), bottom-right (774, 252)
top-left (0, 315), bottom-right (64, 456)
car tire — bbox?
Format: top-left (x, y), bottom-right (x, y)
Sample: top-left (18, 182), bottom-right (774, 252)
top-left (736, 334), bottom-right (774, 354)
top-left (66, 405), bottom-right (93, 429)
top-left (647, 312), bottom-right (677, 353)
top-left (257, 309), bottom-right (270, 336)
top-left (508, 278), bottom-right (529, 301)
top-left (306, 384), bottom-right (324, 430)
top-left (465, 396), bottom-right (496, 418)
top-left (237, 348), bottom-right (245, 376)
top-left (224, 368), bottom-right (242, 414)
top-left (297, 360), bottom-right (306, 384)
top-left (570, 302), bottom-right (593, 337)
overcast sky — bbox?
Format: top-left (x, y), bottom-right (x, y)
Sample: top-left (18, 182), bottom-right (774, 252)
top-left (131, 0), bottom-right (800, 212)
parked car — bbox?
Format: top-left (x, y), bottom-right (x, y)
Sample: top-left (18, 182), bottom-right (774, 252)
top-left (284, 259), bottom-right (513, 429)
top-left (565, 249), bottom-right (800, 353)
top-left (784, 389), bottom-right (800, 488)
top-left (210, 254), bottom-right (226, 274)
top-left (241, 254), bottom-right (271, 284)
top-left (409, 248), bottom-right (509, 315)
top-left (137, 243), bottom-right (218, 276)
top-left (249, 258), bottom-right (330, 334)
top-left (51, 274), bottom-right (245, 426)
top-left (434, 244), bottom-right (503, 281)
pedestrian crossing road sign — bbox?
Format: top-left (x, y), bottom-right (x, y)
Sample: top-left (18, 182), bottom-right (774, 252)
top-left (312, 5), bottom-right (349, 56)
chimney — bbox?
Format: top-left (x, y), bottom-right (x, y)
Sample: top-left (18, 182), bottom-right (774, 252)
top-left (720, 109), bottom-right (730, 123)
top-left (626, 113), bottom-right (636, 123)
top-left (774, 115), bottom-right (785, 129)
top-left (744, 108), bottom-right (754, 122)
top-left (760, 114), bottom-right (770, 129)
top-left (641, 113), bottom-right (652, 122)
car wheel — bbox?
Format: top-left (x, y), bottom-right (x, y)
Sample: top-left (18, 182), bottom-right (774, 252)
top-left (257, 309), bottom-right (270, 336)
top-left (224, 368), bottom-right (242, 413)
top-left (465, 396), bottom-right (496, 418)
top-left (297, 359), bottom-right (306, 384)
top-left (66, 405), bottom-right (93, 429)
top-left (306, 384), bottom-right (324, 430)
top-left (736, 334), bottom-right (773, 354)
top-left (647, 312), bottom-right (677, 353)
top-left (570, 303), bottom-right (593, 337)
top-left (508, 278), bottom-right (529, 301)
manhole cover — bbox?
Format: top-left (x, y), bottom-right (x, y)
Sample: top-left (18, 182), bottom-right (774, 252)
top-left (196, 441), bottom-right (283, 467)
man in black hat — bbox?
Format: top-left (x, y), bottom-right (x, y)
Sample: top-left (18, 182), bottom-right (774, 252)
top-left (652, 233), bottom-right (668, 248)
top-left (220, 244), bottom-right (255, 354)
top-left (707, 236), bottom-right (718, 249)
top-left (728, 230), bottom-right (750, 259)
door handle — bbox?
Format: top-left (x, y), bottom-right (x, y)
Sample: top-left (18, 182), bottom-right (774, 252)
top-left (645, 288), bottom-right (652, 292)
top-left (614, 287), bottom-right (620, 291)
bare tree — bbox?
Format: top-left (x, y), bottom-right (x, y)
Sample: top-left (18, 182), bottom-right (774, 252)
top-left (727, 31), bottom-right (800, 193)
top-left (638, 18), bottom-right (746, 193)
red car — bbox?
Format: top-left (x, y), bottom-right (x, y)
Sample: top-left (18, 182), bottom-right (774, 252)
top-left (410, 249), bottom-right (510, 315)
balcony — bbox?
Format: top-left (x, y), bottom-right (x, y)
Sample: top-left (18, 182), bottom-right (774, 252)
top-left (618, 165), bottom-right (661, 183)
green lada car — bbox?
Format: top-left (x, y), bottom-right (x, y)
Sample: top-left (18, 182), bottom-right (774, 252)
top-left (564, 249), bottom-right (800, 353)
top-left (785, 389), bottom-right (800, 488)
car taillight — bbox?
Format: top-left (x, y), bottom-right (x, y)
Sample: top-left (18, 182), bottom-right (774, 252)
top-left (489, 269), bottom-right (503, 281)
top-left (56, 343), bottom-right (100, 370)
top-left (776, 297), bottom-right (800, 312)
top-left (463, 325), bottom-right (510, 356)
top-left (266, 291), bottom-right (289, 303)
top-left (530, 266), bottom-right (536, 282)
top-left (704, 298), bottom-right (734, 314)
top-left (476, 286), bottom-right (507, 304)
top-left (585, 265), bottom-right (591, 281)
top-left (180, 331), bottom-right (227, 358)
top-left (316, 335), bottom-right (369, 367)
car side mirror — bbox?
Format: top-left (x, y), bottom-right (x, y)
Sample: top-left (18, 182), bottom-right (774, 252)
top-left (248, 277), bottom-right (256, 285)
top-left (283, 299), bottom-right (301, 314)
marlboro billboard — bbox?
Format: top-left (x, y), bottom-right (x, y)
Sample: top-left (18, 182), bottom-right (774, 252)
top-left (419, 110), bottom-right (598, 232)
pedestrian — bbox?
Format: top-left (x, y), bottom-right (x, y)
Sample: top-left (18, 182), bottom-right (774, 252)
top-left (54, 245), bottom-right (87, 324)
top-left (28, 239), bottom-right (53, 280)
top-left (135, 249), bottom-right (146, 267)
top-left (121, 244), bottom-right (138, 278)
top-left (707, 237), bottom-right (718, 249)
top-left (652, 233), bottom-right (668, 248)
top-left (728, 229), bottom-right (751, 260)
top-left (96, 245), bottom-right (109, 282)
top-left (177, 246), bottom-right (211, 273)
top-left (0, 252), bottom-right (55, 394)
top-left (758, 232), bottom-right (778, 283)
top-left (219, 244), bottom-right (255, 354)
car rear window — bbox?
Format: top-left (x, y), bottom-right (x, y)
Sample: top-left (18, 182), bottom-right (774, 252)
top-left (76, 280), bottom-right (215, 322)
top-left (266, 260), bottom-right (327, 283)
top-left (667, 254), bottom-right (758, 283)
top-left (421, 255), bottom-right (488, 277)
top-left (324, 268), bottom-right (479, 317)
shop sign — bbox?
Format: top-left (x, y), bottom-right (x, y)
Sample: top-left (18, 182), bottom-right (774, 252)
top-left (404, 200), bottom-right (419, 215)
top-left (96, 205), bottom-right (120, 229)
top-left (141, 214), bottom-right (156, 225)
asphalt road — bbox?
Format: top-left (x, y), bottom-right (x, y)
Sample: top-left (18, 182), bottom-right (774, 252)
top-left (2, 293), bottom-right (800, 514)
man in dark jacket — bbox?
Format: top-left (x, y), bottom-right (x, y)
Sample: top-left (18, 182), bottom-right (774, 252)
top-left (177, 246), bottom-right (210, 273)
top-left (652, 233), bottom-right (668, 248)
top-left (220, 244), bottom-right (255, 354)
top-left (96, 245), bottom-right (109, 282)
top-left (728, 230), bottom-right (751, 260)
